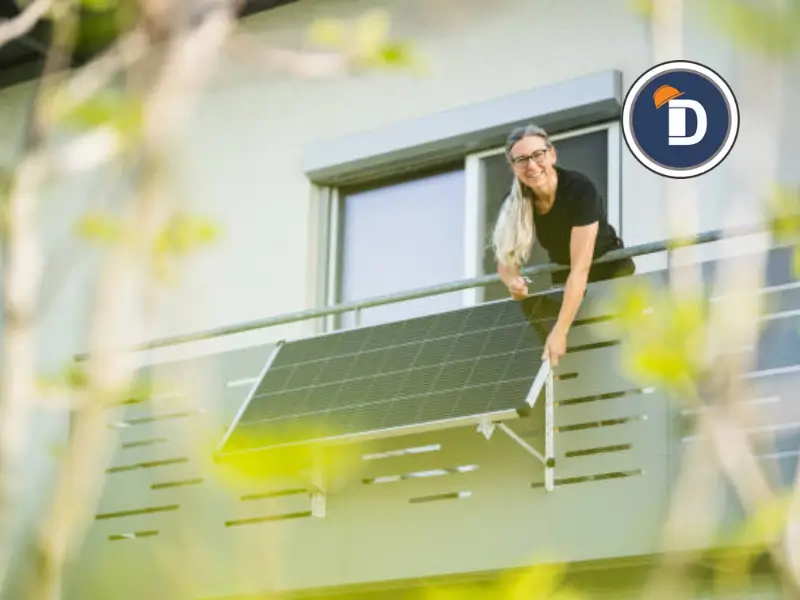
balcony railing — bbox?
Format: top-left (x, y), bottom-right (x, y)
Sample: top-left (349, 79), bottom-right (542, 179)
top-left (76, 221), bottom-right (769, 356)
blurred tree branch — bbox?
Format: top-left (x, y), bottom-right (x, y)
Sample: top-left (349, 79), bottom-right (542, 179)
top-left (21, 2), bottom-right (238, 597)
top-left (0, 0), bottom-right (81, 592)
top-left (0, 0), bottom-right (425, 598)
top-left (620, 0), bottom-right (800, 597)
top-left (0, 0), bottom-right (54, 48)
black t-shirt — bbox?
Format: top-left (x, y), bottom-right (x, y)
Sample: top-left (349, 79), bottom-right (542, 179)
top-left (533, 166), bottom-right (620, 266)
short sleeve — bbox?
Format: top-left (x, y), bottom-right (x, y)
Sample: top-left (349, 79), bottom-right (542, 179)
top-left (569, 175), bottom-right (602, 227)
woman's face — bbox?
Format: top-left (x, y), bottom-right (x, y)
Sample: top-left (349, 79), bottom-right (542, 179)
top-left (508, 134), bottom-right (556, 191)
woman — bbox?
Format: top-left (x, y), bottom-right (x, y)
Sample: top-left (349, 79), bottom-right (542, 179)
top-left (492, 124), bottom-right (634, 368)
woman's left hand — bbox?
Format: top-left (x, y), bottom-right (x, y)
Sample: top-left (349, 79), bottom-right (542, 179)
top-left (542, 327), bottom-right (567, 368)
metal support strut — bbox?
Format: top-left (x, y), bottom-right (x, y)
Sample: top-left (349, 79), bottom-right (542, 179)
top-left (479, 360), bottom-right (556, 492)
top-left (497, 422), bottom-right (546, 466)
top-left (544, 363), bottom-right (555, 492)
top-left (310, 447), bottom-right (326, 518)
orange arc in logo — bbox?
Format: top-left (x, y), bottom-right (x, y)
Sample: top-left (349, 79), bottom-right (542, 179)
top-left (653, 84), bottom-right (685, 109)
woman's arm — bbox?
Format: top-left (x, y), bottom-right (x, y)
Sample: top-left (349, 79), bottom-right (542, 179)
top-left (542, 222), bottom-right (598, 366)
top-left (498, 262), bottom-right (528, 300)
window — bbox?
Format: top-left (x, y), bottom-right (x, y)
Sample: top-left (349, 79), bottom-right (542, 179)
top-left (325, 122), bottom-right (621, 329)
top-left (469, 123), bottom-right (621, 303)
top-left (331, 165), bottom-right (467, 329)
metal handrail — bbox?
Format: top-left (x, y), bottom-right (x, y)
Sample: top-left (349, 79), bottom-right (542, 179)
top-left (75, 222), bottom-right (770, 358)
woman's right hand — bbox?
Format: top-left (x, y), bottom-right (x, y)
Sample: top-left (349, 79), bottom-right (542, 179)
top-left (506, 276), bottom-right (528, 300)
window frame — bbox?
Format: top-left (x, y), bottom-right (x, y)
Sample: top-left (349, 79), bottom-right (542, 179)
top-left (319, 120), bottom-right (622, 329)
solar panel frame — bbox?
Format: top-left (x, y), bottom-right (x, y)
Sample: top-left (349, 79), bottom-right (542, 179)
top-left (217, 295), bottom-right (554, 457)
top-left (217, 341), bottom-right (286, 453)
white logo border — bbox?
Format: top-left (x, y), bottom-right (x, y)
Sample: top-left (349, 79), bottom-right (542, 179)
top-left (621, 60), bottom-right (740, 179)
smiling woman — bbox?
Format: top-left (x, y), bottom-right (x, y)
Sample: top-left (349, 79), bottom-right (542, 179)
top-left (492, 124), bottom-right (635, 367)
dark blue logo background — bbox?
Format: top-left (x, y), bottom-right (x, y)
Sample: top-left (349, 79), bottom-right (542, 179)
top-left (630, 70), bottom-right (732, 170)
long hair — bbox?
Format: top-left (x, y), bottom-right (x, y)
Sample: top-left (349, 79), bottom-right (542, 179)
top-left (492, 124), bottom-right (551, 269)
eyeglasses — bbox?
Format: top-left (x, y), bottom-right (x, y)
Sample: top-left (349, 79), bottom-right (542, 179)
top-left (511, 148), bottom-right (549, 166)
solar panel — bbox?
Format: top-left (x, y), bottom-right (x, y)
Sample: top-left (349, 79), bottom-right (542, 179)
top-left (217, 293), bottom-right (559, 456)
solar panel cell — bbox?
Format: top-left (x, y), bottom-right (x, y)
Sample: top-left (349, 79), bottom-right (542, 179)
top-left (361, 322), bottom-right (405, 351)
top-left (351, 349), bottom-right (390, 377)
top-left (490, 378), bottom-right (534, 411)
top-left (397, 365), bottom-right (440, 397)
top-left (468, 354), bottom-right (510, 386)
top-left (414, 337), bottom-right (457, 365)
top-left (253, 365), bottom-right (292, 395)
top-left (431, 309), bottom-right (470, 337)
top-left (501, 350), bottom-right (540, 381)
top-left (456, 382), bottom-right (500, 415)
top-left (446, 331), bottom-right (488, 362)
top-left (385, 343), bottom-right (422, 371)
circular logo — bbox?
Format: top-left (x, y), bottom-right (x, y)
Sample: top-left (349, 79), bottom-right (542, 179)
top-left (621, 60), bottom-right (740, 179)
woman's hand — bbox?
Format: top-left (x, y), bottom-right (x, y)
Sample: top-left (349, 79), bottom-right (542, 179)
top-left (505, 276), bottom-right (528, 300)
top-left (498, 263), bottom-right (528, 300)
top-left (543, 326), bottom-right (567, 368)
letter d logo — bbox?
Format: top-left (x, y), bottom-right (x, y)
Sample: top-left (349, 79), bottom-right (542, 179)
top-left (667, 99), bottom-right (707, 146)
top-left (622, 60), bottom-right (740, 179)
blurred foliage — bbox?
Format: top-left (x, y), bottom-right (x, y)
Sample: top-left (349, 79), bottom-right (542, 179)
top-left (423, 562), bottom-right (583, 600)
top-left (75, 210), bottom-right (221, 283)
top-left (46, 441), bottom-right (66, 461)
top-left (713, 493), bottom-right (793, 592)
top-left (0, 165), bottom-right (13, 236)
top-left (703, 0), bottom-right (800, 57)
top-left (629, 0), bottom-right (800, 57)
top-left (307, 10), bottom-right (425, 72)
top-left (207, 423), bottom-right (365, 488)
top-left (665, 233), bottom-right (703, 253)
top-left (52, 88), bottom-right (143, 140)
top-left (605, 279), bottom-right (709, 398)
top-left (627, 0), bottom-right (655, 18)
top-left (152, 212), bottom-right (222, 283)
top-left (0, 166), bottom-right (13, 198)
top-left (78, 0), bottom-right (118, 9)
top-left (153, 212), bottom-right (220, 256)
top-left (37, 361), bottom-right (156, 404)
top-left (73, 211), bottom-right (123, 244)
top-left (768, 185), bottom-right (800, 276)
top-left (74, 0), bottom-right (138, 58)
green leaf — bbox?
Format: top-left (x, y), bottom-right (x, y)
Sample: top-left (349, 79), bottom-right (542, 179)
top-left (80, 0), bottom-right (119, 10)
top-left (353, 9), bottom-right (392, 56)
top-left (306, 17), bottom-right (347, 48)
top-left (767, 185), bottom-right (800, 278)
top-left (704, 0), bottom-right (800, 57)
top-left (376, 41), bottom-right (419, 68)
top-left (794, 245), bottom-right (800, 278)
top-left (608, 280), bottom-right (709, 397)
top-left (74, 212), bottom-right (123, 244)
top-left (628, 0), bottom-right (654, 18)
top-left (47, 443), bottom-right (67, 461)
top-left (154, 214), bottom-right (221, 256)
top-left (307, 10), bottom-right (424, 73)
top-left (769, 186), bottom-right (800, 239)
top-left (55, 90), bottom-right (143, 139)
top-left (714, 492), bottom-right (793, 590)
top-left (64, 363), bottom-right (89, 389)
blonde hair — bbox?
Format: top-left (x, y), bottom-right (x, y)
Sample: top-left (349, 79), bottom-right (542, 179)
top-left (492, 177), bottom-right (534, 269)
top-left (492, 124), bottom-right (552, 269)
